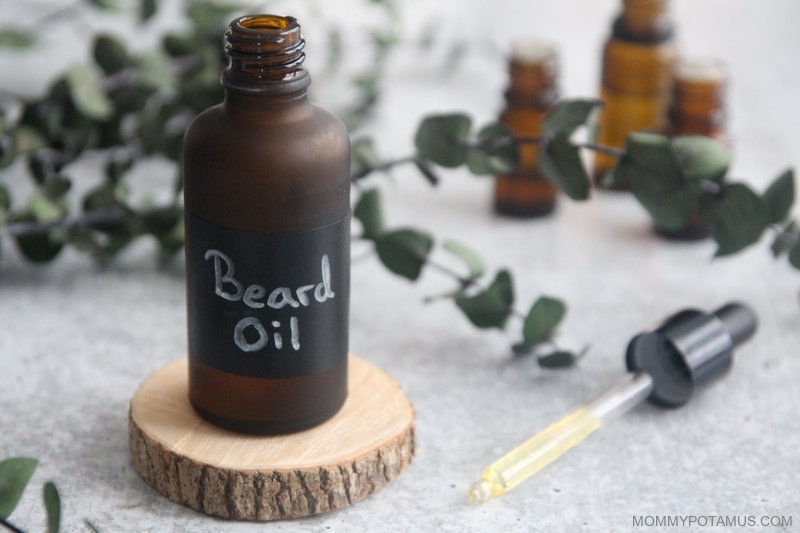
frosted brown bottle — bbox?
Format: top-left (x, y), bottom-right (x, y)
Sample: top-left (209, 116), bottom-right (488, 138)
top-left (494, 40), bottom-right (559, 217)
top-left (182, 15), bottom-right (350, 434)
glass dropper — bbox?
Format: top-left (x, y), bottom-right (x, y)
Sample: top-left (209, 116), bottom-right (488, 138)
top-left (468, 302), bottom-right (757, 503)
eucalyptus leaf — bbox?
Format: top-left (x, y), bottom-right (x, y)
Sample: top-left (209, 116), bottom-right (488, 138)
top-left (0, 28), bottom-right (34, 49)
top-left (43, 176), bottom-right (72, 199)
top-left (442, 239), bottom-right (485, 280)
top-left (93, 35), bottom-right (128, 75)
top-left (353, 188), bottom-right (385, 240)
top-left (770, 220), bottom-right (797, 258)
top-left (414, 159), bottom-right (440, 185)
top-left (351, 138), bottom-right (379, 173)
top-left (454, 270), bottom-right (514, 329)
top-left (30, 193), bottom-right (64, 222)
top-left (0, 183), bottom-right (10, 211)
top-left (0, 457), bottom-right (38, 519)
top-left (66, 64), bottom-right (113, 120)
top-left (523, 296), bottom-right (567, 346)
top-left (467, 122), bottom-right (516, 175)
top-left (138, 50), bottom-right (175, 89)
top-left (140, 0), bottom-right (158, 22)
top-left (87, 0), bottom-right (120, 10)
top-left (789, 241), bottom-right (800, 269)
top-left (671, 136), bottom-right (732, 183)
top-left (541, 99), bottom-right (601, 138)
top-left (706, 183), bottom-right (770, 257)
top-left (375, 228), bottom-right (433, 280)
top-left (615, 132), bottom-right (696, 231)
top-left (538, 134), bottom-right (590, 200)
top-left (537, 350), bottom-right (578, 369)
top-left (43, 482), bottom-right (60, 533)
top-left (762, 168), bottom-right (795, 224)
top-left (414, 113), bottom-right (471, 167)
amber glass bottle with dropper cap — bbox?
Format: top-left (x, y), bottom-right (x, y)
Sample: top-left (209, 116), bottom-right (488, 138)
top-left (183, 15), bottom-right (351, 434)
top-left (494, 39), bottom-right (559, 217)
top-left (593, 0), bottom-right (677, 188)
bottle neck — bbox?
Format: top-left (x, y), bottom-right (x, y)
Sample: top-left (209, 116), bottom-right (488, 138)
top-left (222, 14), bottom-right (311, 96)
top-left (613, 0), bottom-right (672, 43)
top-left (505, 39), bottom-right (559, 107)
top-left (223, 90), bottom-right (312, 120)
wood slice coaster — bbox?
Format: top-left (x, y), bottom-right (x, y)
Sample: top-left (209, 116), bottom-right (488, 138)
top-left (129, 356), bottom-right (415, 521)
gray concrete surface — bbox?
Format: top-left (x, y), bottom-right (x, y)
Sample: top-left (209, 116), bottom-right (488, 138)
top-left (1, 0), bottom-right (799, 531)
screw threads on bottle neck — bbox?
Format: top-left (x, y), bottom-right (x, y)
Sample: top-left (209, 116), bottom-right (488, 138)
top-left (222, 15), bottom-right (310, 94)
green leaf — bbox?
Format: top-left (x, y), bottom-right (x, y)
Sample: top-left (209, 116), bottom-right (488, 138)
top-left (442, 240), bottom-right (485, 280)
top-left (541, 99), bottom-right (602, 138)
top-left (771, 220), bottom-right (797, 258)
top-left (789, 241), bottom-right (800, 269)
top-left (467, 122), bottom-right (516, 175)
top-left (0, 183), bottom-right (10, 211)
top-left (162, 34), bottom-right (193, 57)
top-left (0, 28), bottom-right (35, 49)
top-left (93, 35), bottom-right (128, 75)
top-left (537, 351), bottom-right (578, 369)
top-left (454, 270), bottom-right (514, 329)
top-left (538, 134), bottom-right (590, 200)
top-left (615, 132), bottom-right (696, 231)
top-left (43, 482), bottom-right (60, 533)
top-left (66, 64), bottom-right (113, 120)
top-left (14, 126), bottom-right (46, 154)
top-left (140, 0), bottom-right (158, 22)
top-left (414, 159), bottom-right (440, 186)
top-left (762, 168), bottom-right (795, 224)
top-left (706, 183), bottom-right (770, 257)
top-left (523, 296), bottom-right (567, 346)
top-left (375, 228), bottom-right (434, 280)
top-left (0, 457), bottom-right (38, 518)
top-left (671, 136), bottom-right (732, 183)
top-left (142, 206), bottom-right (181, 236)
top-left (30, 193), bottom-right (64, 222)
top-left (414, 113), bottom-right (471, 167)
top-left (138, 50), bottom-right (175, 89)
top-left (187, 0), bottom-right (243, 35)
top-left (87, 0), bottom-right (120, 10)
top-left (353, 188), bottom-right (385, 240)
top-left (351, 138), bottom-right (379, 174)
top-left (43, 176), bottom-right (72, 199)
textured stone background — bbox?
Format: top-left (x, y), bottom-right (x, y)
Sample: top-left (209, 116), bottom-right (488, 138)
top-left (1, 0), bottom-right (799, 531)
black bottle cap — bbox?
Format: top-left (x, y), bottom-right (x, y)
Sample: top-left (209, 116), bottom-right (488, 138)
top-left (625, 302), bottom-right (758, 408)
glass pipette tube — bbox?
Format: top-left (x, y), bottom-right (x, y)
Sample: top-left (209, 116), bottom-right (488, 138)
top-left (468, 372), bottom-right (654, 502)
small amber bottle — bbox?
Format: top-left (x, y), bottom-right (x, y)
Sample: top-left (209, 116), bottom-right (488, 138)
top-left (494, 39), bottom-right (559, 217)
top-left (594, 0), bottom-right (677, 187)
top-left (666, 58), bottom-right (727, 141)
top-left (658, 58), bottom-right (728, 240)
top-left (182, 15), bottom-right (351, 434)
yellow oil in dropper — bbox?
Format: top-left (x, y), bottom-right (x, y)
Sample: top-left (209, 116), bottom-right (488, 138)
top-left (468, 372), bottom-right (653, 503)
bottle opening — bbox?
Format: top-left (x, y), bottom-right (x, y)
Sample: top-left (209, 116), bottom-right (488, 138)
top-left (239, 15), bottom-right (290, 30)
top-left (223, 14), bottom-right (309, 94)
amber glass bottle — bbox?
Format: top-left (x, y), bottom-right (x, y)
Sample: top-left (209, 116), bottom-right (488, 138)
top-left (182, 15), bottom-right (351, 434)
top-left (594, 0), bottom-right (677, 187)
top-left (666, 58), bottom-right (727, 140)
top-left (658, 58), bottom-right (728, 240)
top-left (494, 40), bottom-right (559, 217)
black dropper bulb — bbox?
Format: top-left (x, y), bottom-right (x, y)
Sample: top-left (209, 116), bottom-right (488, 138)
top-left (625, 302), bottom-right (758, 408)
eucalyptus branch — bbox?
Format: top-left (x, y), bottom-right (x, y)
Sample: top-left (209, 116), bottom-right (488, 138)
top-left (0, 516), bottom-right (25, 533)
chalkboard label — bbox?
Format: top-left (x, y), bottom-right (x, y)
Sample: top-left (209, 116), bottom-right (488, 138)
top-left (186, 213), bottom-right (350, 379)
